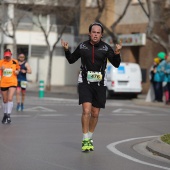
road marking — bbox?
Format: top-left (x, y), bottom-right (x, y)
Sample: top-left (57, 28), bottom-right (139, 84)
top-left (112, 108), bottom-right (148, 114)
top-left (112, 113), bottom-right (135, 116)
top-left (11, 115), bottom-right (31, 118)
top-left (24, 106), bottom-right (56, 112)
top-left (40, 114), bottom-right (66, 117)
top-left (146, 114), bottom-right (168, 116)
top-left (107, 136), bottom-right (170, 170)
top-left (111, 113), bottom-right (168, 116)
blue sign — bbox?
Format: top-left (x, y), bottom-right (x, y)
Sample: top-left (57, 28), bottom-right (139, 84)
top-left (117, 66), bottom-right (125, 74)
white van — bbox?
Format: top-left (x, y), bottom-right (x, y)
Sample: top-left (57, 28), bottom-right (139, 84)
top-left (106, 62), bottom-right (142, 98)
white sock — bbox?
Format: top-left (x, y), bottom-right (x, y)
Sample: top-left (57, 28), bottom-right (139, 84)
top-left (7, 101), bottom-right (13, 114)
top-left (83, 133), bottom-right (89, 140)
top-left (2, 102), bottom-right (8, 113)
top-left (88, 131), bottom-right (93, 139)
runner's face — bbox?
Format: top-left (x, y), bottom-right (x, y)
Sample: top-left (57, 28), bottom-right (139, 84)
top-left (89, 25), bottom-right (103, 44)
top-left (18, 56), bottom-right (25, 61)
top-left (4, 56), bottom-right (11, 61)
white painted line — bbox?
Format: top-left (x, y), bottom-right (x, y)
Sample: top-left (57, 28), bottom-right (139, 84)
top-left (146, 114), bottom-right (168, 116)
top-left (107, 136), bottom-right (170, 170)
top-left (111, 113), bottom-right (168, 116)
top-left (112, 108), bottom-right (148, 114)
top-left (11, 115), bottom-right (31, 118)
top-left (26, 97), bottom-right (78, 102)
top-left (112, 114), bottom-right (135, 116)
top-left (24, 106), bottom-right (56, 112)
top-left (106, 103), bottom-right (124, 106)
top-left (40, 114), bottom-right (66, 117)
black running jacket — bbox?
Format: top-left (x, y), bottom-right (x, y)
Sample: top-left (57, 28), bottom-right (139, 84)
top-left (64, 40), bottom-right (121, 86)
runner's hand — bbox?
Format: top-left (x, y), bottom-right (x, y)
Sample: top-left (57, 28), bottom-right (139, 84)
top-left (14, 70), bottom-right (19, 75)
top-left (0, 66), bottom-right (5, 70)
top-left (115, 40), bottom-right (122, 54)
top-left (21, 69), bottom-right (27, 73)
top-left (61, 39), bottom-right (69, 51)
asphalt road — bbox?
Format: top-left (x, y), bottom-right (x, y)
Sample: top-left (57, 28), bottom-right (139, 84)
top-left (0, 92), bottom-right (169, 170)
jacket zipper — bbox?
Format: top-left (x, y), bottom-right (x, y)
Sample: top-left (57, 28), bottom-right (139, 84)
top-left (92, 45), bottom-right (94, 64)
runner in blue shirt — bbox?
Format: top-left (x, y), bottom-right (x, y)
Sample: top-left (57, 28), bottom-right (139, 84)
top-left (16, 54), bottom-right (32, 111)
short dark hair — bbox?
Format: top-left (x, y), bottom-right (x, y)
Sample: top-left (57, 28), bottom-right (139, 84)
top-left (89, 22), bottom-right (104, 33)
top-left (4, 49), bottom-right (11, 53)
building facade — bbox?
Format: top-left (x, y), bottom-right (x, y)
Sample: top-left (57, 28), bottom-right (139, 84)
top-left (79, 0), bottom-right (167, 93)
top-left (0, 0), bottom-right (81, 87)
top-left (0, 0), bottom-right (168, 93)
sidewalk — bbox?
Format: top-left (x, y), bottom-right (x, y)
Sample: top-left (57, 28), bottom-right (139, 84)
top-left (27, 82), bottom-right (170, 107)
top-left (146, 137), bottom-right (170, 160)
top-left (27, 82), bottom-right (78, 94)
top-left (132, 95), bottom-right (170, 108)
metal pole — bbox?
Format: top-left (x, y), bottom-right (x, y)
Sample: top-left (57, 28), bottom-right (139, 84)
top-left (0, 0), bottom-right (4, 59)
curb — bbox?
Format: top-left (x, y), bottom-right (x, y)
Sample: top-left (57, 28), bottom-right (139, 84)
top-left (146, 137), bottom-right (170, 160)
top-left (132, 99), bottom-right (170, 108)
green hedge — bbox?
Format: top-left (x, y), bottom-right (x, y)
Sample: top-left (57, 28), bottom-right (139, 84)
top-left (161, 134), bottom-right (170, 145)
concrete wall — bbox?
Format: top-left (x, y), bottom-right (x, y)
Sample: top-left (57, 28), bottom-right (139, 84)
top-left (79, 0), bottom-right (115, 34)
top-left (114, 0), bottom-right (148, 24)
top-left (27, 55), bottom-right (81, 86)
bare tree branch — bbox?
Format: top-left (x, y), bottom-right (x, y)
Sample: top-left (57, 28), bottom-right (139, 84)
top-left (140, 0), bottom-right (170, 53)
top-left (138, 0), bottom-right (149, 17)
top-left (95, 0), bottom-right (132, 44)
top-left (111, 0), bottom-right (132, 29)
top-left (30, 0), bottom-right (81, 90)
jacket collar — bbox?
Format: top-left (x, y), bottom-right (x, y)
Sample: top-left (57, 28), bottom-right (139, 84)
top-left (88, 40), bottom-right (101, 47)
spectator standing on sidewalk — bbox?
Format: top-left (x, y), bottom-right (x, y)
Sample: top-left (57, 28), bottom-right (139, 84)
top-left (16, 54), bottom-right (32, 111)
top-left (0, 49), bottom-right (20, 124)
top-left (153, 52), bottom-right (166, 102)
top-left (146, 57), bottom-right (160, 102)
top-left (61, 22), bottom-right (122, 152)
top-left (164, 56), bottom-right (170, 104)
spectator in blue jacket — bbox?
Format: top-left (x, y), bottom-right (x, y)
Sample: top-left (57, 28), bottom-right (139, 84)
top-left (149, 57), bottom-right (160, 101)
top-left (154, 52), bottom-right (166, 102)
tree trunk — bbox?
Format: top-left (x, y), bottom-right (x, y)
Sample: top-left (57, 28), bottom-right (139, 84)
top-left (46, 49), bottom-right (53, 91)
top-left (13, 34), bottom-right (17, 58)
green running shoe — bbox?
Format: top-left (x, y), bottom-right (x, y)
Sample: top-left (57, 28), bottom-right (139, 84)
top-left (88, 139), bottom-right (94, 151)
top-left (82, 139), bottom-right (90, 152)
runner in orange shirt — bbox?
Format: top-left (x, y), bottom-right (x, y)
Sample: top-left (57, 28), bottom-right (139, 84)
top-left (0, 49), bottom-right (20, 124)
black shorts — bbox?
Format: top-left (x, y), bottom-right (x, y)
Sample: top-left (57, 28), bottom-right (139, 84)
top-left (17, 81), bottom-right (26, 90)
top-left (78, 82), bottom-right (106, 108)
top-left (1, 86), bottom-right (16, 91)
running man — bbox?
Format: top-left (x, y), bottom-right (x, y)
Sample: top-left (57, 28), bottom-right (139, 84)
top-left (0, 49), bottom-right (20, 124)
top-left (16, 53), bottom-right (32, 111)
top-left (61, 22), bottom-right (122, 152)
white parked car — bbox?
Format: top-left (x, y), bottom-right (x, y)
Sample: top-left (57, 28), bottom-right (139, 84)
top-left (106, 62), bottom-right (142, 98)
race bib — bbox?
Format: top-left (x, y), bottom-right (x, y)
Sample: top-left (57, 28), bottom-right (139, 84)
top-left (3, 68), bottom-right (13, 77)
top-left (87, 71), bottom-right (102, 82)
top-left (21, 81), bottom-right (27, 88)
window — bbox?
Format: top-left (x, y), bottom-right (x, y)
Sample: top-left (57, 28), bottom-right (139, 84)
top-left (85, 0), bottom-right (98, 8)
top-left (17, 45), bottom-right (29, 59)
top-left (31, 46), bottom-right (47, 58)
top-left (165, 0), bottom-right (170, 8)
top-left (131, 0), bottom-right (145, 5)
